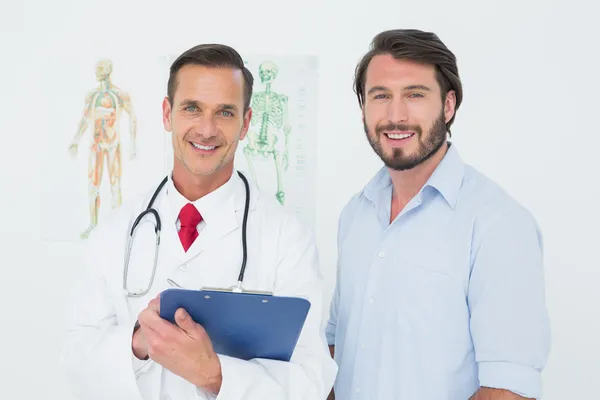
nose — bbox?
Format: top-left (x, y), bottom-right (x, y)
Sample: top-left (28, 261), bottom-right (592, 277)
top-left (197, 114), bottom-right (218, 138)
top-left (387, 97), bottom-right (409, 122)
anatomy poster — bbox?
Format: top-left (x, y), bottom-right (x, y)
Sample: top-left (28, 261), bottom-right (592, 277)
top-left (41, 55), bottom-right (169, 242)
top-left (160, 54), bottom-right (319, 230)
top-left (239, 55), bottom-right (318, 229)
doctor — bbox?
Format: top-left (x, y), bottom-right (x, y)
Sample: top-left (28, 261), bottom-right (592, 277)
top-left (60, 43), bottom-right (337, 400)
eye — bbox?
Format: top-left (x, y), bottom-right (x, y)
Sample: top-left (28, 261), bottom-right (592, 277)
top-left (408, 93), bottom-right (424, 98)
top-left (219, 110), bottom-right (234, 117)
top-left (373, 94), bottom-right (389, 100)
top-left (184, 105), bottom-right (198, 112)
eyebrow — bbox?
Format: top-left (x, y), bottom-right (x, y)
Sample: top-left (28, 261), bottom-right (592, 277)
top-left (367, 84), bottom-right (432, 95)
top-left (404, 84), bottom-right (431, 91)
top-left (367, 86), bottom-right (389, 95)
top-left (179, 99), bottom-right (239, 112)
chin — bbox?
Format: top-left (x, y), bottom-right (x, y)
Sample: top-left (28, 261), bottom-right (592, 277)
top-left (188, 166), bottom-right (218, 176)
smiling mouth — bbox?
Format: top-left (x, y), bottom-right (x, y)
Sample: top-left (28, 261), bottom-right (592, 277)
top-left (385, 132), bottom-right (415, 140)
top-left (190, 142), bottom-right (217, 151)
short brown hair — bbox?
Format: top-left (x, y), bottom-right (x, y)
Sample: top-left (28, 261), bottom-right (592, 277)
top-left (167, 43), bottom-right (254, 111)
top-left (354, 29), bottom-right (463, 134)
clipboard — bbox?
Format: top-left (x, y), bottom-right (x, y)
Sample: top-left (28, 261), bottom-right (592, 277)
top-left (159, 288), bottom-right (311, 362)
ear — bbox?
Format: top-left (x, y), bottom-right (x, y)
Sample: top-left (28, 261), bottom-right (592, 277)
top-left (443, 90), bottom-right (456, 124)
top-left (162, 96), bottom-right (172, 132)
top-left (239, 107), bottom-right (252, 141)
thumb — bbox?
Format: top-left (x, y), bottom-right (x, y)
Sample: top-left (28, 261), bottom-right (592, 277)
top-left (175, 308), bottom-right (194, 332)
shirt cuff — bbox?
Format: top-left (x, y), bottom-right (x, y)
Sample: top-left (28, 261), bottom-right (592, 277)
top-left (325, 322), bottom-right (336, 346)
top-left (478, 361), bottom-right (542, 399)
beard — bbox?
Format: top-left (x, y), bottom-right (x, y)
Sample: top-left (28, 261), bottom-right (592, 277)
top-left (364, 110), bottom-right (447, 171)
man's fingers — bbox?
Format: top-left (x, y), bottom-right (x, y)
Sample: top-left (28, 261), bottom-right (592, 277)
top-left (148, 295), bottom-right (160, 312)
top-left (138, 306), bottom-right (168, 333)
top-left (174, 308), bottom-right (198, 337)
top-left (142, 323), bottom-right (163, 359)
top-left (143, 308), bottom-right (194, 359)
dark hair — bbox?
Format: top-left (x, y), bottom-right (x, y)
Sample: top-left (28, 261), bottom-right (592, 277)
top-left (167, 43), bottom-right (254, 111)
top-left (354, 29), bottom-right (463, 134)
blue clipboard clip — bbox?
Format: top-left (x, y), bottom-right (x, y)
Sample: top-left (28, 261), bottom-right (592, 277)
top-left (167, 278), bottom-right (273, 296)
top-left (159, 283), bottom-right (311, 362)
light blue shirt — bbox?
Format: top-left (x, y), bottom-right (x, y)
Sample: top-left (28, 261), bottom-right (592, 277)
top-left (326, 144), bottom-right (551, 399)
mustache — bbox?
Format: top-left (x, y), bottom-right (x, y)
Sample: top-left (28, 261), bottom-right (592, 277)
top-left (376, 122), bottom-right (422, 135)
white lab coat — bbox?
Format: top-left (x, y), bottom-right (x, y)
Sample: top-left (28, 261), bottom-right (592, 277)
top-left (59, 171), bottom-right (337, 400)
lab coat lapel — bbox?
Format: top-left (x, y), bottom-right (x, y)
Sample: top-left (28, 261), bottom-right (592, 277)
top-left (154, 194), bottom-right (187, 269)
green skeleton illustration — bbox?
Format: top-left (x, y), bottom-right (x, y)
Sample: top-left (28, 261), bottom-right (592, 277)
top-left (243, 61), bottom-right (291, 205)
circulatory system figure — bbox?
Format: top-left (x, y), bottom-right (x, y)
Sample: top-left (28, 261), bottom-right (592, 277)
top-left (68, 59), bottom-right (137, 239)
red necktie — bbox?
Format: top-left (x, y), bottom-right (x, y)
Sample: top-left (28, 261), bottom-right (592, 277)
top-left (178, 203), bottom-right (202, 252)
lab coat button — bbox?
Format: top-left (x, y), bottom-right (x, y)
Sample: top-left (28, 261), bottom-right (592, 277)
top-left (179, 264), bottom-right (188, 272)
top-left (378, 251), bottom-right (385, 258)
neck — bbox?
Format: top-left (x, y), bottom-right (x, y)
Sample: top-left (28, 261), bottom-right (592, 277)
top-left (389, 141), bottom-right (449, 210)
top-left (99, 79), bottom-right (111, 90)
top-left (172, 162), bottom-right (233, 202)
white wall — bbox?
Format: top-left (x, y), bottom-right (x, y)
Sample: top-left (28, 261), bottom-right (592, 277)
top-left (1, 0), bottom-right (598, 398)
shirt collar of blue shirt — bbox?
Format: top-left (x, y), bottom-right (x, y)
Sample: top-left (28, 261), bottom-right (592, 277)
top-left (362, 142), bottom-right (466, 210)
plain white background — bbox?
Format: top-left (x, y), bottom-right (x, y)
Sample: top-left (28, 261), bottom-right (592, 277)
top-left (1, 0), bottom-right (598, 398)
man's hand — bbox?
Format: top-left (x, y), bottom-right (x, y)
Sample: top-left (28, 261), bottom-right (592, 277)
top-left (132, 321), bottom-right (149, 360)
top-left (137, 296), bottom-right (223, 394)
top-left (68, 143), bottom-right (78, 157)
top-left (470, 387), bottom-right (534, 399)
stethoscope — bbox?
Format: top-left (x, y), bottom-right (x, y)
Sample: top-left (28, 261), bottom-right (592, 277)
top-left (122, 171), bottom-right (251, 298)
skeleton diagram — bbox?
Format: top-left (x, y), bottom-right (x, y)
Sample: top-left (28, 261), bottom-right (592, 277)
top-left (243, 61), bottom-right (291, 205)
top-left (68, 59), bottom-right (137, 239)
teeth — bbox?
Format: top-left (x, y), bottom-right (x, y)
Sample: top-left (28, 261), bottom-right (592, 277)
top-left (386, 133), bottom-right (413, 140)
top-left (191, 142), bottom-right (216, 150)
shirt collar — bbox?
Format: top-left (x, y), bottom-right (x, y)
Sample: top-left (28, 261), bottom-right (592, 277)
top-left (166, 171), bottom-right (238, 226)
top-left (363, 142), bottom-right (465, 209)
top-left (423, 143), bottom-right (465, 208)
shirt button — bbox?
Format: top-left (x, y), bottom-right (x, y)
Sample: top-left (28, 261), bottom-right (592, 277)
top-left (368, 297), bottom-right (374, 304)
top-left (355, 387), bottom-right (361, 394)
top-left (378, 251), bottom-right (385, 258)
top-left (360, 343), bottom-right (366, 350)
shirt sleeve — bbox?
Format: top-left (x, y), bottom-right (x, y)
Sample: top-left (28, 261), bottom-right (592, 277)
top-left (59, 229), bottom-right (145, 400)
top-left (468, 205), bottom-right (551, 399)
top-left (198, 213), bottom-right (337, 400)
top-left (325, 278), bottom-right (339, 346)
top-left (325, 226), bottom-right (341, 347)
top-left (326, 195), bottom-right (360, 347)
